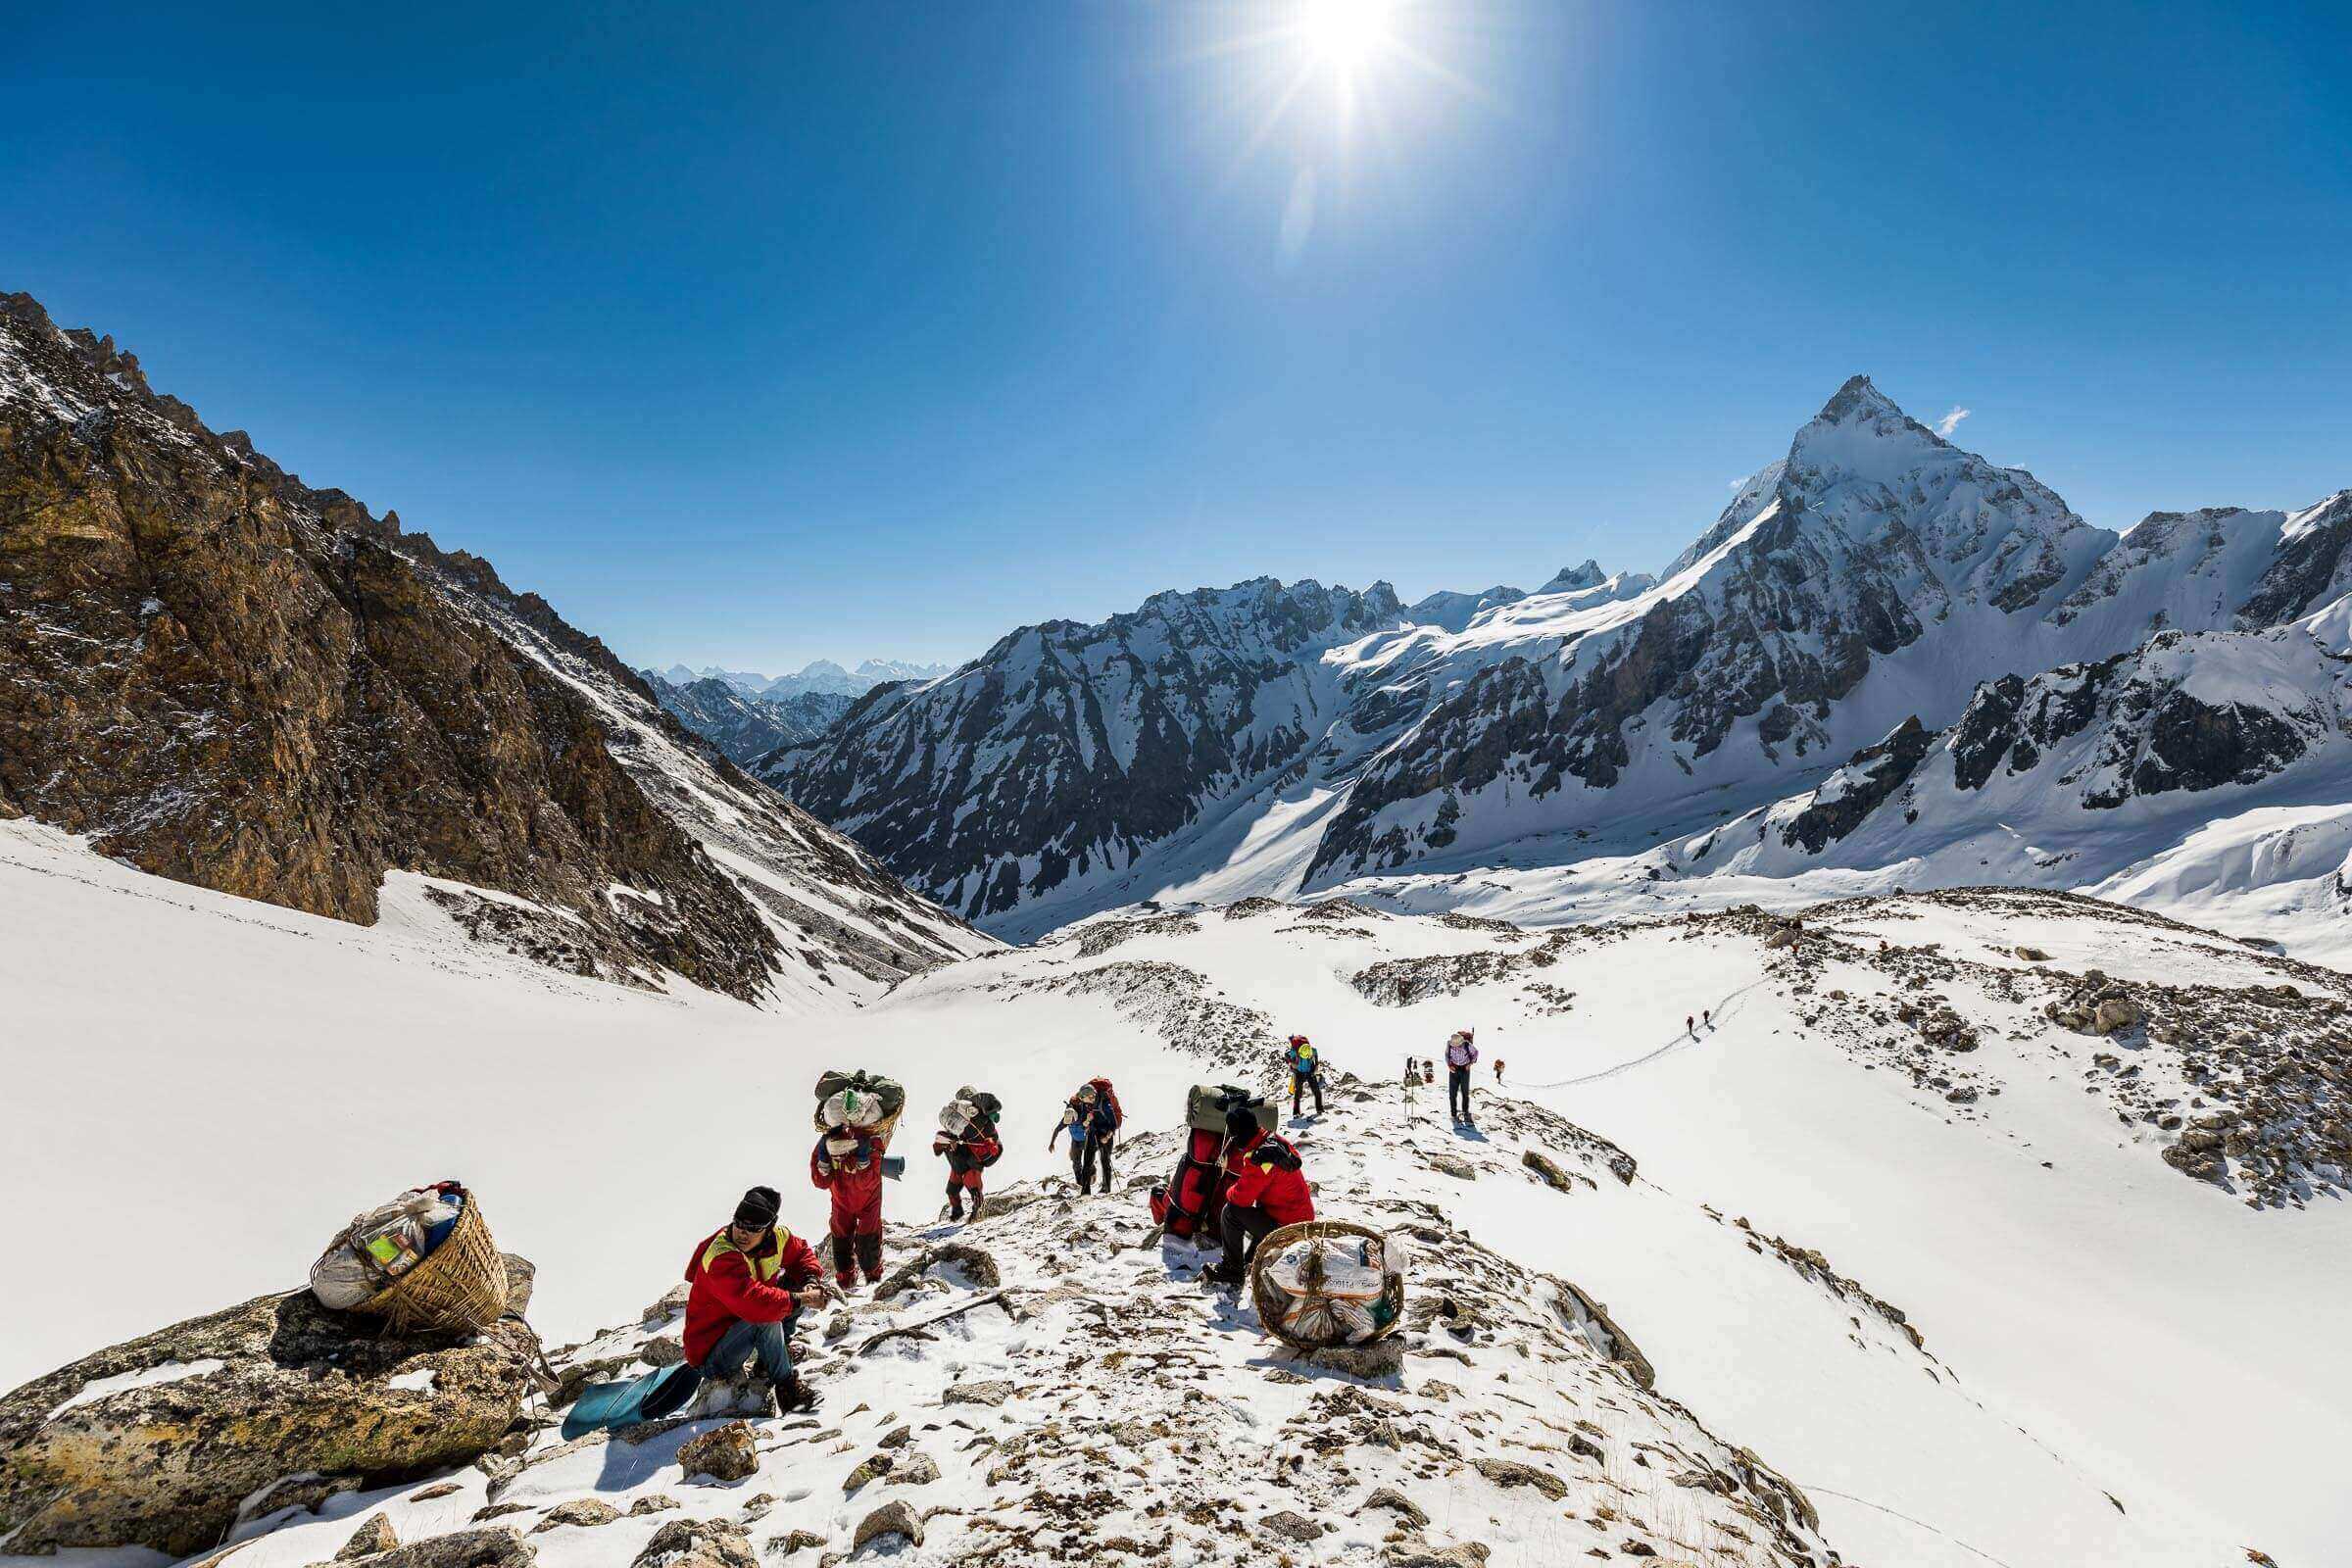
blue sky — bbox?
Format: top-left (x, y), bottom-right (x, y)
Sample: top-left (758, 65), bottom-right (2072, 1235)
top-left (8, 1), bottom-right (2348, 671)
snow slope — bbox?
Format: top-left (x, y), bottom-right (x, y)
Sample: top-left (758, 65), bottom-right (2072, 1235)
top-left (7, 826), bottom-right (2343, 1565)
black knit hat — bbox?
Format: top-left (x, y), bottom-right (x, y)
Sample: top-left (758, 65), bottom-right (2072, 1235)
top-left (733, 1186), bottom-right (781, 1230)
top-left (1225, 1107), bottom-right (1260, 1141)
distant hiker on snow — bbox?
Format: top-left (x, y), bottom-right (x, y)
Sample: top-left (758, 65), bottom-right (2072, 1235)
top-left (1205, 1109), bottom-right (1314, 1285)
top-left (811, 1125), bottom-right (889, 1290)
top-left (1703, 1007), bottom-right (1712, 1029)
top-left (1284, 1034), bottom-right (1325, 1116)
top-left (1050, 1077), bottom-right (1123, 1194)
top-left (1445, 1029), bottom-right (1479, 1125)
top-left (683, 1186), bottom-right (828, 1413)
top-left (1401, 1054), bottom-right (1420, 1108)
top-left (1686, 1013), bottom-right (1695, 1037)
top-left (933, 1088), bottom-right (1004, 1221)
top-left (1494, 1057), bottom-right (1506, 1085)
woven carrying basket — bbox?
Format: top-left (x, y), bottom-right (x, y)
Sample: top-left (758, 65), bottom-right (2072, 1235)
top-left (360, 1195), bottom-right (509, 1334)
top-left (1249, 1219), bottom-right (1406, 1350)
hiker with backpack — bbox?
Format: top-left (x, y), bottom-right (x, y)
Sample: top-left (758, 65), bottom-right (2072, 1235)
top-left (682, 1186), bottom-right (828, 1413)
top-left (1445, 1029), bottom-right (1479, 1125)
top-left (1401, 1054), bottom-right (1419, 1109)
top-left (808, 1070), bottom-right (905, 1290)
top-left (1049, 1077), bottom-right (1123, 1194)
top-left (1283, 1034), bottom-right (1325, 1117)
top-left (1205, 1109), bottom-right (1314, 1285)
top-left (933, 1087), bottom-right (1004, 1221)
top-left (810, 1124), bottom-right (889, 1290)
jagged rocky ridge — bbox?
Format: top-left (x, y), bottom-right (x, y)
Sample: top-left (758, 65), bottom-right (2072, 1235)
top-left (765, 377), bottom-right (2348, 938)
top-left (0, 292), bottom-right (988, 1003)
top-left (765, 577), bottom-right (1407, 924)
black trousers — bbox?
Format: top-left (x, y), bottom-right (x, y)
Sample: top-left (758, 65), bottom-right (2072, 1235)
top-left (1447, 1064), bottom-right (1472, 1120)
top-left (1071, 1136), bottom-right (1113, 1193)
top-left (830, 1232), bottom-right (882, 1281)
top-left (1291, 1072), bottom-right (1324, 1115)
top-left (1219, 1201), bottom-right (1279, 1274)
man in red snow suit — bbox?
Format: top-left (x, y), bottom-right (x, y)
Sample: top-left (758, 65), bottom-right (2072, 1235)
top-left (935, 1105), bottom-right (1003, 1221)
top-left (682, 1185), bottom-right (829, 1411)
top-left (811, 1127), bottom-right (888, 1287)
top-left (1206, 1110), bottom-right (1314, 1284)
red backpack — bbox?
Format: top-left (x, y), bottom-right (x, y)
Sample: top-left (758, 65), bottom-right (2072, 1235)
top-left (1089, 1076), bottom-right (1124, 1130)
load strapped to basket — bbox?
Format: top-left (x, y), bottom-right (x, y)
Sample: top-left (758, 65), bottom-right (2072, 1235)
top-left (1150, 1083), bottom-right (1277, 1241)
top-left (938, 1086), bottom-right (1004, 1146)
top-left (814, 1069), bottom-right (906, 1146)
top-left (308, 1181), bottom-right (509, 1334)
top-left (1250, 1220), bottom-right (1407, 1348)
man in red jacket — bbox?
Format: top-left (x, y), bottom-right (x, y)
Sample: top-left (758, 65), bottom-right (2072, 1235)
top-left (1206, 1110), bottom-right (1314, 1284)
top-left (682, 1186), bottom-right (830, 1412)
top-left (811, 1126), bottom-right (888, 1289)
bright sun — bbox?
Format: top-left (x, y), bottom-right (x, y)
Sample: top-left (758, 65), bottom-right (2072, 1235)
top-left (1299, 0), bottom-right (1396, 73)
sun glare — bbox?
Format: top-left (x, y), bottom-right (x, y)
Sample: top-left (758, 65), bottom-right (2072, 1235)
top-left (1175, 0), bottom-right (1494, 263)
top-left (1301, 0), bottom-right (1396, 72)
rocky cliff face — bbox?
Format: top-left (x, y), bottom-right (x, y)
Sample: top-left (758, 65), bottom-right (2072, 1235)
top-left (0, 292), bottom-right (987, 1002)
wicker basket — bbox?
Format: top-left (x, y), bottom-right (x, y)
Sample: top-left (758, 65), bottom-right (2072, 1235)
top-left (1249, 1219), bottom-right (1406, 1350)
top-left (360, 1194), bottom-right (509, 1335)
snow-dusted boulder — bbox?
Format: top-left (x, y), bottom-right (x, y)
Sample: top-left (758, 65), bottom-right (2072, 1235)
top-left (0, 1256), bottom-right (541, 1554)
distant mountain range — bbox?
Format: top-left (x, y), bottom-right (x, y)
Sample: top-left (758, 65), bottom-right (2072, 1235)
top-left (641, 659), bottom-right (956, 763)
top-left (764, 376), bottom-right (2351, 946)
top-left (656, 658), bottom-right (954, 702)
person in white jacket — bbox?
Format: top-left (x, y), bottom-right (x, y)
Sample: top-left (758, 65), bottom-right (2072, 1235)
top-left (1444, 1029), bottom-right (1479, 1125)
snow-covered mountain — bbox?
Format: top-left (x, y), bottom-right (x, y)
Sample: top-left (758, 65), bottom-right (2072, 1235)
top-left (655, 659), bottom-right (954, 704)
top-left (6, 829), bottom-right (2344, 1566)
top-left (764, 376), bottom-right (2349, 940)
top-left (639, 671), bottom-right (853, 765)
top-left (0, 291), bottom-right (990, 1006)
top-left (1587, 624), bottom-right (2352, 956)
top-left (763, 577), bottom-right (1408, 930)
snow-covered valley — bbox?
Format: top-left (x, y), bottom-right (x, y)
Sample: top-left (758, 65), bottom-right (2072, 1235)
top-left (7, 819), bottom-right (2345, 1567)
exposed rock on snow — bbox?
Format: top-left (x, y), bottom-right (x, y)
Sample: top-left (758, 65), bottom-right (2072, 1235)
top-left (0, 1256), bottom-right (543, 1554)
top-left (674, 1421), bottom-right (760, 1483)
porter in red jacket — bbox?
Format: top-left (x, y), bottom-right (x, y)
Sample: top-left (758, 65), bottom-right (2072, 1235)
top-left (811, 1128), bottom-right (888, 1287)
top-left (1208, 1117), bottom-right (1314, 1284)
top-left (678, 1186), bottom-right (827, 1410)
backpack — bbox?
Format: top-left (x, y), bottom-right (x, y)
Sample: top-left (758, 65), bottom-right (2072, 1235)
top-left (814, 1069), bottom-right (906, 1136)
top-left (1186, 1082), bottom-right (1276, 1136)
top-left (1089, 1076), bottom-right (1123, 1131)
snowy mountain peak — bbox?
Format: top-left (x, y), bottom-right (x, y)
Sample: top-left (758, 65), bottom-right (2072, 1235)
top-left (1811, 370), bottom-right (1910, 430)
top-left (1404, 583), bottom-right (1528, 633)
top-left (1535, 558), bottom-right (1609, 594)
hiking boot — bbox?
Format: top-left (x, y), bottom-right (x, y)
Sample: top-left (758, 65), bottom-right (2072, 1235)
top-left (774, 1376), bottom-right (821, 1414)
top-left (1203, 1263), bottom-right (1245, 1286)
